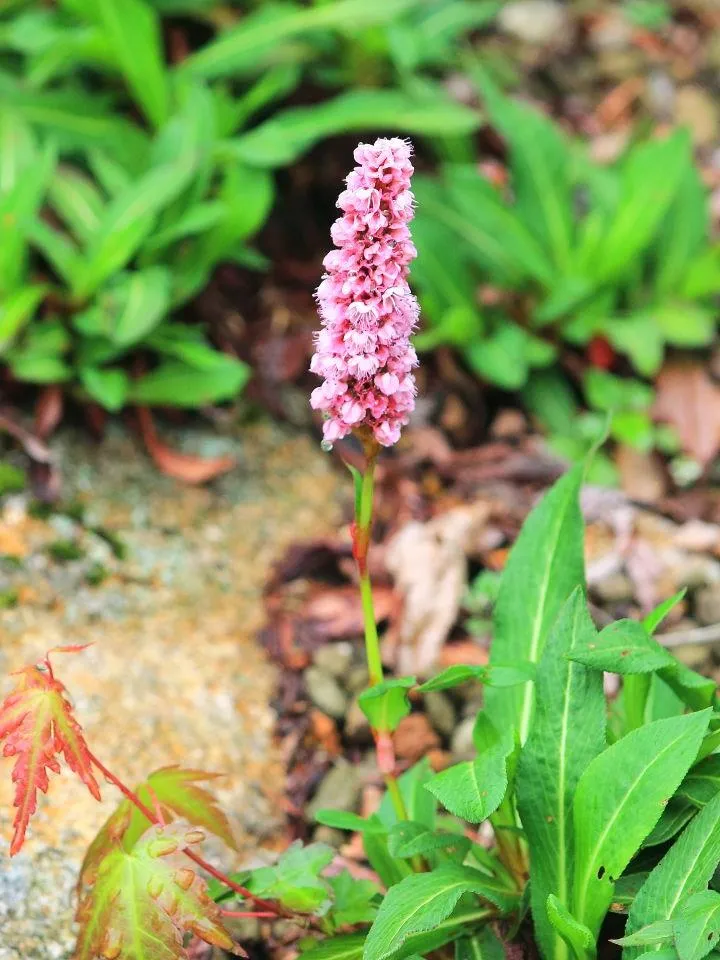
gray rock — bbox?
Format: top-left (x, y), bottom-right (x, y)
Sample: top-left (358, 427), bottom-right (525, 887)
top-left (593, 572), bottom-right (635, 605)
top-left (498, 0), bottom-right (569, 45)
top-left (314, 641), bottom-right (355, 680)
top-left (451, 716), bottom-right (476, 759)
top-left (346, 664), bottom-right (370, 694)
top-left (344, 695), bottom-right (372, 744)
top-left (305, 666), bottom-right (349, 719)
top-left (695, 586), bottom-right (720, 626)
top-left (307, 760), bottom-right (362, 819)
top-left (423, 691), bottom-right (456, 738)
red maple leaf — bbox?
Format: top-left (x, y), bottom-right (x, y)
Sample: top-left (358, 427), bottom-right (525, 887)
top-left (0, 652), bottom-right (100, 855)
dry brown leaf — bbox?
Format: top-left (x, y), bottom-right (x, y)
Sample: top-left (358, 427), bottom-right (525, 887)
top-left (136, 408), bottom-right (236, 484)
top-left (615, 445), bottom-right (667, 503)
top-left (653, 362), bottom-right (720, 466)
top-left (34, 385), bottom-right (63, 440)
top-left (385, 502), bottom-right (490, 676)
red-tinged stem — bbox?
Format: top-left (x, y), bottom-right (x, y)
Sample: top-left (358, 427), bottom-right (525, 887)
top-left (87, 750), bottom-right (286, 918)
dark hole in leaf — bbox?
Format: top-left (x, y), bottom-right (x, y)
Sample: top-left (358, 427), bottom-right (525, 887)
top-left (597, 866), bottom-right (606, 880)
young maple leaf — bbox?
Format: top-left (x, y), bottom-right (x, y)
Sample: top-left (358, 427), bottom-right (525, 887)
top-left (79, 766), bottom-right (238, 890)
top-left (0, 658), bottom-right (100, 855)
top-left (75, 821), bottom-right (243, 960)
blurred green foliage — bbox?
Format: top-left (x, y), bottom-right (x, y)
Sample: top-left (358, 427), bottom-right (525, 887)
top-left (0, 0), bottom-right (486, 409)
top-left (413, 65), bottom-right (720, 474)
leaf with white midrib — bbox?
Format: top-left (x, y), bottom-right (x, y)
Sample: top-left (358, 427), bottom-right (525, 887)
top-left (517, 589), bottom-right (605, 960)
top-left (623, 792), bottom-right (720, 960)
top-left (363, 865), bottom-right (512, 960)
top-left (572, 710), bottom-right (711, 939)
top-left (485, 465), bottom-right (585, 744)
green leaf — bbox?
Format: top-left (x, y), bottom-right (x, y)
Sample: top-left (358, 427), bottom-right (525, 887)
top-left (674, 891), bottom-right (720, 960)
top-left (385, 759), bottom-right (437, 829)
top-left (586, 131), bottom-right (691, 284)
top-left (0, 285), bottom-right (47, 351)
top-left (653, 154), bottom-right (708, 296)
top-left (464, 324), bottom-right (531, 390)
top-left (0, 76), bottom-right (149, 172)
top-left (79, 367), bottom-right (128, 412)
top-left (442, 164), bottom-right (554, 285)
top-left (572, 710), bottom-right (711, 938)
top-left (387, 821), bottom-right (471, 861)
top-left (605, 313), bottom-right (665, 378)
top-left (426, 714), bottom-right (511, 823)
top-left (142, 201), bottom-right (225, 255)
top-left (485, 464), bottom-right (585, 744)
top-left (546, 894), bottom-right (596, 960)
top-left (128, 357), bottom-right (249, 407)
top-left (363, 828), bottom-right (413, 889)
top-left (248, 841), bottom-right (334, 913)
top-left (643, 800), bottom-right (696, 848)
top-left (47, 165), bottom-right (104, 243)
top-left (328, 872), bottom-right (380, 928)
top-left (364, 865), bottom-right (515, 960)
top-left (517, 590), bottom-right (606, 960)
top-left (314, 811), bottom-right (385, 834)
top-left (416, 664), bottom-right (533, 693)
top-left (76, 157), bottom-right (199, 299)
top-left (455, 928), bottom-right (506, 960)
top-left (301, 935), bottom-right (366, 960)
top-left (28, 219), bottom-right (83, 287)
top-left (226, 89), bottom-right (479, 169)
top-left (678, 756), bottom-right (720, 809)
top-left (477, 79), bottom-right (573, 271)
top-left (10, 353), bottom-right (71, 383)
top-left (614, 920), bottom-right (675, 947)
top-left (97, 0), bottom-right (169, 128)
top-left (654, 303), bottom-right (715, 348)
top-left (644, 591), bottom-right (687, 634)
top-left (624, 793), bottom-right (720, 959)
top-left (358, 678), bottom-right (415, 733)
top-left (181, 0), bottom-right (429, 80)
top-left (568, 619), bottom-right (676, 674)
top-left (108, 267), bottom-right (172, 346)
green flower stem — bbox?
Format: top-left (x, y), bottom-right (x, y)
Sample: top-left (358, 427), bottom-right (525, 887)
top-left (354, 443), bottom-right (409, 828)
top-left (356, 455), bottom-right (383, 687)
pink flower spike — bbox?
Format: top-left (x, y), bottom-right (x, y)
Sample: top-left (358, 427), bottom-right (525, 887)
top-left (310, 137), bottom-right (419, 448)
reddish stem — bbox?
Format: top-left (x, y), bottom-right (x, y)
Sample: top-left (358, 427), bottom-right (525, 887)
top-left (87, 751), bottom-right (286, 918)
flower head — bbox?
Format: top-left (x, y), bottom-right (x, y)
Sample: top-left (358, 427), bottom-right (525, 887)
top-left (310, 137), bottom-right (419, 448)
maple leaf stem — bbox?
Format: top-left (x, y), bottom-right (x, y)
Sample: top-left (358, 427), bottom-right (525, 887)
top-left (86, 750), bottom-right (297, 920)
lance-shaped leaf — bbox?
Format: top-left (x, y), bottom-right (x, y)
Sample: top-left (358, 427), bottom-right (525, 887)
top-left (674, 891), bottom-right (720, 960)
top-left (624, 793), bottom-right (720, 960)
top-left (572, 710), bottom-right (710, 939)
top-left (75, 821), bottom-right (241, 960)
top-left (79, 765), bottom-right (237, 888)
top-left (517, 589), bottom-right (606, 960)
top-left (485, 465), bottom-right (585, 744)
top-left (0, 660), bottom-right (100, 855)
top-left (364, 864), bottom-right (518, 960)
top-left (416, 664), bottom-right (533, 693)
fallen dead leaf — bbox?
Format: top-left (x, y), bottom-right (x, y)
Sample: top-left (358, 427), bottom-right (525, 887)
top-left (615, 445), bottom-right (667, 503)
top-left (393, 714), bottom-right (440, 764)
top-left (385, 502), bottom-right (491, 676)
top-left (653, 362), bottom-right (720, 466)
top-left (34, 385), bottom-right (63, 440)
top-left (136, 407), bottom-right (236, 484)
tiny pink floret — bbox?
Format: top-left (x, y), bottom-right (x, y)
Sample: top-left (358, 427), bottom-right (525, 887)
top-left (310, 137), bottom-right (419, 447)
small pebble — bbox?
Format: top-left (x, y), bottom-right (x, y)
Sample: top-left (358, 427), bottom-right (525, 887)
top-left (423, 691), bottom-right (457, 738)
top-left (313, 641), bottom-right (355, 679)
top-left (305, 666), bottom-right (349, 719)
top-left (307, 759), bottom-right (362, 818)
